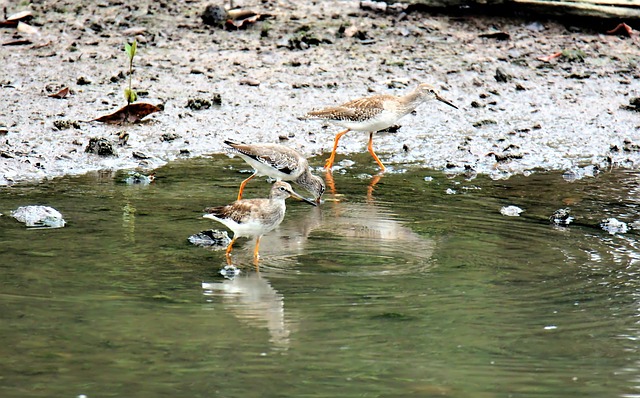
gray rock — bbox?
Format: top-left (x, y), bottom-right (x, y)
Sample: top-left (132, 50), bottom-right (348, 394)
top-left (11, 205), bottom-right (66, 228)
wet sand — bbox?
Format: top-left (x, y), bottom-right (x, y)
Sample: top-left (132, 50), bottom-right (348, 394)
top-left (1, 0), bottom-right (639, 185)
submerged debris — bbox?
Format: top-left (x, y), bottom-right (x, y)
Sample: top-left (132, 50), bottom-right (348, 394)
top-left (500, 205), bottom-right (523, 217)
top-left (600, 218), bottom-right (628, 235)
top-left (11, 205), bottom-right (66, 228)
top-left (219, 265), bottom-right (241, 278)
top-left (124, 171), bottom-right (155, 185)
top-left (549, 208), bottom-right (574, 226)
top-left (188, 229), bottom-right (231, 248)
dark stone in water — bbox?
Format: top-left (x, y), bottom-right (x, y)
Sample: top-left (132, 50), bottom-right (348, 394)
top-left (85, 137), bottom-right (116, 156)
top-left (189, 229), bottom-right (231, 248)
top-left (549, 208), bottom-right (573, 226)
top-left (370, 312), bottom-right (416, 321)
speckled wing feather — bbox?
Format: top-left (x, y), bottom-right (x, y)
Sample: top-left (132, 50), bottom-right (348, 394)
top-left (225, 141), bottom-right (301, 176)
top-left (306, 94), bottom-right (395, 123)
top-left (204, 199), bottom-right (268, 224)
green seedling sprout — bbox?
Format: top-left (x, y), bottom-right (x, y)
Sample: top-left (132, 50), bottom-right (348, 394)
top-left (124, 39), bottom-right (138, 105)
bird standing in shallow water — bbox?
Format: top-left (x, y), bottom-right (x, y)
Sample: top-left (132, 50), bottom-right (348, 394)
top-left (224, 140), bottom-right (325, 204)
top-left (300, 83), bottom-right (458, 171)
top-left (203, 181), bottom-right (317, 265)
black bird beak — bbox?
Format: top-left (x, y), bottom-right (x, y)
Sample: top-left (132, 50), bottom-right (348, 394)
top-left (435, 94), bottom-right (458, 110)
top-left (288, 189), bottom-right (318, 207)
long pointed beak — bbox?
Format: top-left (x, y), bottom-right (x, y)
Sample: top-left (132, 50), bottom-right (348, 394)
top-left (289, 189), bottom-right (318, 206)
top-left (435, 94), bottom-right (458, 110)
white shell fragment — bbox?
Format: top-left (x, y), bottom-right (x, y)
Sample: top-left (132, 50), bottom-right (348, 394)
top-left (500, 205), bottom-right (524, 217)
top-left (11, 205), bottom-right (66, 228)
top-left (600, 218), bottom-right (628, 235)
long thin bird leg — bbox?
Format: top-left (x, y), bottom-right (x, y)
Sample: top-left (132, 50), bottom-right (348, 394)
top-left (367, 132), bottom-right (386, 172)
top-left (237, 172), bottom-right (257, 200)
top-left (252, 235), bottom-right (262, 267)
top-left (324, 129), bottom-right (350, 170)
top-left (324, 169), bottom-right (337, 196)
top-left (225, 237), bottom-right (237, 265)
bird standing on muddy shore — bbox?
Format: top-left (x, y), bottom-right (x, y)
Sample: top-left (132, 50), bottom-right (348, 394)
top-left (224, 140), bottom-right (325, 204)
top-left (300, 83), bottom-right (458, 171)
top-left (203, 181), bottom-right (317, 265)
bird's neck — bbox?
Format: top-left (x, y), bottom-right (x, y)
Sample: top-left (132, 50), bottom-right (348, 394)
top-left (267, 196), bottom-right (287, 208)
top-left (295, 170), bottom-right (313, 187)
top-left (397, 89), bottom-right (425, 115)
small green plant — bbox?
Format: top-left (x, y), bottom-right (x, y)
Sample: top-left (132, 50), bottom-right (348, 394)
top-left (124, 39), bottom-right (137, 104)
top-left (93, 38), bottom-right (162, 124)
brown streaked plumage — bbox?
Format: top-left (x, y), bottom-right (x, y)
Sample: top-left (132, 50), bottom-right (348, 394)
top-left (224, 140), bottom-right (325, 204)
top-left (300, 83), bottom-right (458, 171)
top-left (203, 181), bottom-right (317, 265)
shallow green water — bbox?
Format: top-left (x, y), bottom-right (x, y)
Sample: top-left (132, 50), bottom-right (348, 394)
top-left (2, 155), bottom-right (640, 398)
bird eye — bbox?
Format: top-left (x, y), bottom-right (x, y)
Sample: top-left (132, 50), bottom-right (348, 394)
top-left (429, 89), bottom-right (435, 94)
top-left (279, 186), bottom-right (287, 191)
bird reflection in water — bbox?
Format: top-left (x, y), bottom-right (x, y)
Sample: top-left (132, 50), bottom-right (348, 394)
top-left (202, 272), bottom-right (294, 349)
top-left (324, 169), bottom-right (383, 202)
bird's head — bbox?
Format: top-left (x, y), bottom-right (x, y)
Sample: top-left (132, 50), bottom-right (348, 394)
top-left (416, 83), bottom-right (458, 109)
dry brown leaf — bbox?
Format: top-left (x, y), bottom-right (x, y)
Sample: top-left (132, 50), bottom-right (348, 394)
top-left (224, 14), bottom-right (261, 30)
top-left (48, 87), bottom-right (69, 99)
top-left (537, 52), bottom-right (562, 62)
top-left (226, 9), bottom-right (257, 20)
top-left (607, 23), bottom-right (634, 37)
top-left (93, 103), bottom-right (162, 124)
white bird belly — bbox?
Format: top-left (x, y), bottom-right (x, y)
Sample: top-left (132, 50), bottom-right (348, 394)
top-left (336, 110), bottom-right (401, 132)
top-left (204, 215), bottom-right (280, 238)
top-left (239, 154), bottom-right (299, 181)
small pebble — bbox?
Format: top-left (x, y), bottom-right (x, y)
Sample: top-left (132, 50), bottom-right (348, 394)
top-left (500, 205), bottom-right (523, 217)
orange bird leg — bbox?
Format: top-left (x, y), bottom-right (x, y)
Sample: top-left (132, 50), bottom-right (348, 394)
top-left (225, 237), bottom-right (237, 265)
top-left (324, 169), bottom-right (337, 195)
top-left (324, 129), bottom-right (350, 170)
top-left (367, 132), bottom-right (386, 172)
top-left (237, 172), bottom-right (257, 200)
top-left (253, 235), bottom-right (262, 260)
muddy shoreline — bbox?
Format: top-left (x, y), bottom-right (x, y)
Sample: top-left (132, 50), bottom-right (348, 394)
top-left (1, 1), bottom-right (639, 186)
